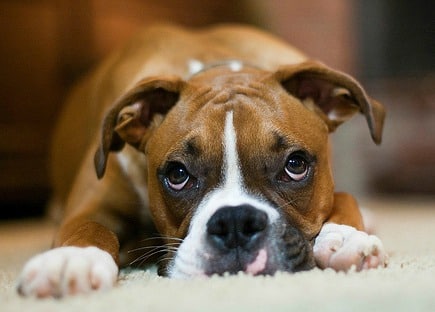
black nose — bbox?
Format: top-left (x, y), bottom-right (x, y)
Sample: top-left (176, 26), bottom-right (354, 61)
top-left (206, 205), bottom-right (268, 250)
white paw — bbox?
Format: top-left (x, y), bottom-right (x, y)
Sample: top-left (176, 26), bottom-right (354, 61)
top-left (17, 246), bottom-right (118, 298)
top-left (313, 223), bottom-right (388, 271)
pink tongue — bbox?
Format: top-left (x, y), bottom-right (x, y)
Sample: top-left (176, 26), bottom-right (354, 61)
top-left (245, 249), bottom-right (267, 275)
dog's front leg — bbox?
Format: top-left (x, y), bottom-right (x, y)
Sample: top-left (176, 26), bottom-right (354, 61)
top-left (16, 153), bottom-right (137, 297)
top-left (313, 193), bottom-right (388, 271)
top-left (17, 210), bottom-right (121, 298)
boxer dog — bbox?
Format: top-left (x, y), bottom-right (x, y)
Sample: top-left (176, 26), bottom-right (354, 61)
top-left (18, 24), bottom-right (387, 298)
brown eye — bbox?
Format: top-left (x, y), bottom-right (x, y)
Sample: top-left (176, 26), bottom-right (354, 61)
top-left (285, 154), bottom-right (308, 181)
top-left (166, 163), bottom-right (190, 191)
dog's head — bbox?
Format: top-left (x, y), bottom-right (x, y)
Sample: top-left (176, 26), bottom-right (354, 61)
top-left (94, 61), bottom-right (385, 277)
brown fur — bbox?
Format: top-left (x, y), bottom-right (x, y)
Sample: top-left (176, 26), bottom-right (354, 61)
top-left (49, 24), bottom-right (384, 267)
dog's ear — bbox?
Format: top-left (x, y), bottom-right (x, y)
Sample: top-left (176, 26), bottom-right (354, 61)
top-left (275, 61), bottom-right (385, 144)
top-left (94, 76), bottom-right (185, 179)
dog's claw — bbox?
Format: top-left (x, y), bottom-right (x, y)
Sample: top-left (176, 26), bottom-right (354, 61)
top-left (17, 246), bottom-right (118, 298)
top-left (313, 223), bottom-right (388, 272)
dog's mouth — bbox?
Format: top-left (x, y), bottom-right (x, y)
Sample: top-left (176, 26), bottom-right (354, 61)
top-left (204, 224), bottom-right (315, 277)
top-left (164, 220), bottom-right (315, 278)
top-left (203, 247), bottom-right (269, 277)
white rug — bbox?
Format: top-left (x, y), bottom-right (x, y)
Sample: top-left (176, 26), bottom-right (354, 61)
top-left (1, 198), bottom-right (434, 311)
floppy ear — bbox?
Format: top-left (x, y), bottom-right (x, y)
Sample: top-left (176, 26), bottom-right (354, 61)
top-left (94, 76), bottom-right (185, 179)
top-left (275, 61), bottom-right (385, 144)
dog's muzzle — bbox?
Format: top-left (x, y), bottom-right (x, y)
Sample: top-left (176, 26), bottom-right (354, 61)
top-left (170, 205), bottom-right (316, 277)
top-left (166, 202), bottom-right (315, 277)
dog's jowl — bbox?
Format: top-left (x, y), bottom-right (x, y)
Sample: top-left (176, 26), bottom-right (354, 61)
top-left (18, 24), bottom-right (387, 298)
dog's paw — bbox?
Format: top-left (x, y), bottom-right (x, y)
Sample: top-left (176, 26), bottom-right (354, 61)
top-left (313, 223), bottom-right (388, 271)
top-left (17, 246), bottom-right (118, 298)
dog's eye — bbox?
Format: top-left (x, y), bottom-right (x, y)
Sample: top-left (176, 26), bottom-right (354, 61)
top-left (284, 153), bottom-right (309, 182)
top-left (166, 163), bottom-right (190, 191)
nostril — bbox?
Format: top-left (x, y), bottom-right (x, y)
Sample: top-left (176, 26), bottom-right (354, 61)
top-left (209, 219), bottom-right (229, 237)
top-left (206, 210), bottom-right (235, 248)
top-left (242, 212), bottom-right (267, 236)
top-left (207, 205), bottom-right (269, 250)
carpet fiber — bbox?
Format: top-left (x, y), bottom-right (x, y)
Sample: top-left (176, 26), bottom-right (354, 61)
top-left (1, 198), bottom-right (434, 311)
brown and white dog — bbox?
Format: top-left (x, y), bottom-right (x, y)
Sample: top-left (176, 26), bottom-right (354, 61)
top-left (18, 24), bottom-right (387, 297)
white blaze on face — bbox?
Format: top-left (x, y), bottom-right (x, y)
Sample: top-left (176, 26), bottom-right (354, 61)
top-left (168, 111), bottom-right (279, 278)
top-left (222, 111), bottom-right (242, 191)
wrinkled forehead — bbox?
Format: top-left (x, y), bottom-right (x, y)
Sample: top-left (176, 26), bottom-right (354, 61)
top-left (160, 103), bottom-right (324, 180)
top-left (150, 61), bottom-right (329, 171)
top-left (161, 67), bottom-right (327, 156)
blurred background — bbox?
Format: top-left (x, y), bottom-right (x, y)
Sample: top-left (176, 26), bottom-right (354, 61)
top-left (0, 0), bottom-right (434, 219)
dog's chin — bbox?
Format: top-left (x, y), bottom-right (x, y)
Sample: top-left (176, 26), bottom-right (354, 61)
top-left (161, 225), bottom-right (315, 278)
top-left (203, 247), bottom-right (271, 277)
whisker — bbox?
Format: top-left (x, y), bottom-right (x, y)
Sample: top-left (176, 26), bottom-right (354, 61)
top-left (132, 246), bottom-right (177, 259)
top-left (128, 243), bottom-right (180, 253)
top-left (130, 249), bottom-right (167, 266)
top-left (131, 248), bottom-right (178, 267)
top-left (157, 256), bottom-right (175, 265)
top-left (279, 195), bottom-right (311, 212)
top-left (126, 232), bottom-right (184, 267)
top-left (129, 246), bottom-right (179, 254)
top-left (139, 235), bottom-right (183, 243)
top-left (129, 242), bottom-right (179, 266)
